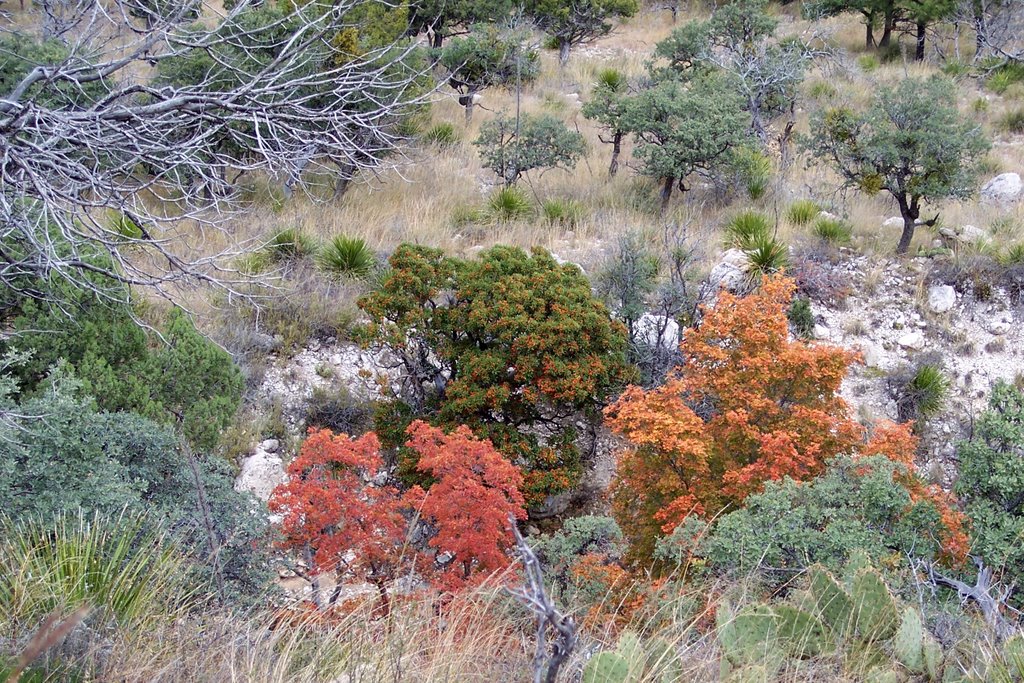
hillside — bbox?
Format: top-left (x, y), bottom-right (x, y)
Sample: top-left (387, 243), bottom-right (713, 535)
top-left (2, 0), bottom-right (1024, 681)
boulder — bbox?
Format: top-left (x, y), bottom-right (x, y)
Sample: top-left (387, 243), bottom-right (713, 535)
top-left (235, 448), bottom-right (286, 502)
top-left (957, 224), bottom-right (987, 243)
top-left (927, 285), bottom-right (956, 314)
top-left (635, 313), bottom-right (680, 350)
top-left (708, 261), bottom-right (747, 292)
top-left (813, 324), bottom-right (831, 340)
top-left (882, 216), bottom-right (904, 228)
top-left (858, 342), bottom-right (884, 368)
top-left (981, 173), bottom-right (1023, 204)
top-left (897, 331), bottom-right (926, 350)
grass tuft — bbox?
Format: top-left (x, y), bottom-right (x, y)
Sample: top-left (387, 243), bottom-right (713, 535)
top-left (266, 228), bottom-right (318, 262)
top-left (786, 200), bottom-right (821, 226)
top-left (812, 216), bottom-right (853, 245)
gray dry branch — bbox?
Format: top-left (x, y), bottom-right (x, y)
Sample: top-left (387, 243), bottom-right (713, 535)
top-left (0, 0), bottom-right (433, 305)
top-left (507, 517), bottom-right (577, 683)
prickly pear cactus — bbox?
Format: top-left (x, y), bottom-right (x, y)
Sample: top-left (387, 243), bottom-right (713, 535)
top-left (718, 605), bottom-right (779, 665)
top-left (851, 568), bottom-right (899, 641)
top-left (774, 604), bottom-right (830, 658)
top-left (922, 633), bottom-right (944, 681)
top-left (863, 666), bottom-right (901, 683)
top-left (583, 651), bottom-right (631, 683)
top-left (725, 663), bottom-right (771, 683)
top-left (894, 607), bottom-right (924, 673)
top-left (808, 565), bottom-right (854, 637)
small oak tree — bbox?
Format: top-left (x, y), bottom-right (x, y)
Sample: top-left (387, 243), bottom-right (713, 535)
top-left (526, 0), bottom-right (639, 66)
top-left (805, 76), bottom-right (989, 254)
top-left (622, 74), bottom-right (749, 212)
top-left (473, 111), bottom-right (586, 186)
top-left (405, 421), bottom-right (526, 591)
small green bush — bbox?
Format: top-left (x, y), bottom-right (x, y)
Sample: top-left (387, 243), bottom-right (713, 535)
top-left (973, 97), bottom-right (990, 114)
top-left (1000, 243), bottom-right (1024, 265)
top-left (878, 43), bottom-right (902, 63)
top-left (941, 59), bottom-right (970, 78)
top-left (423, 122), bottom-right (459, 148)
top-left (786, 199), bottom-right (820, 226)
top-left (317, 235), bottom-right (376, 279)
top-left (787, 296), bottom-right (815, 338)
top-left (808, 81), bottom-right (837, 100)
top-left (732, 146), bottom-right (772, 200)
top-left (724, 211), bottom-right (771, 250)
top-left (451, 204), bottom-right (484, 227)
top-left (987, 62), bottom-right (1024, 95)
top-left (857, 54), bottom-right (879, 72)
top-left (487, 186), bottom-right (533, 222)
top-left (542, 198), bottom-right (585, 228)
top-left (266, 228), bottom-right (318, 262)
top-left (812, 216), bottom-right (853, 245)
top-left (107, 211), bottom-right (143, 241)
top-left (745, 234), bottom-right (789, 276)
top-left (1000, 108), bottom-right (1024, 133)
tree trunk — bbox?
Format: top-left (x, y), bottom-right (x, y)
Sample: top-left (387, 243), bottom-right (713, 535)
top-left (866, 20), bottom-right (875, 48)
top-left (880, 3), bottom-right (895, 47)
top-left (896, 195), bottom-right (919, 254)
top-left (973, 0), bottom-right (986, 59)
top-left (659, 176), bottom-right (675, 214)
top-left (463, 93), bottom-right (475, 124)
top-left (609, 131), bottom-right (622, 177)
top-left (915, 21), bottom-right (927, 60)
top-left (431, 25), bottom-right (444, 49)
top-left (558, 39), bottom-right (571, 67)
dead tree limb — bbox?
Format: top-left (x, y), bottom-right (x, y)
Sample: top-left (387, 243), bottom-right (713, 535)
top-left (920, 556), bottom-right (1019, 642)
top-left (506, 515), bottom-right (577, 683)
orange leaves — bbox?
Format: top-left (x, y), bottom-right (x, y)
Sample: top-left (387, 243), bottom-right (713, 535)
top-left (607, 276), bottom-right (865, 563)
top-left (404, 421), bottom-right (527, 592)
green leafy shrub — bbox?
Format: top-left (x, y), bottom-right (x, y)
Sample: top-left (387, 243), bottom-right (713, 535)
top-left (266, 227), bottom-right (318, 262)
top-left (487, 186), bottom-right (533, 222)
top-left (542, 198), bottom-right (585, 228)
top-left (423, 122), bottom-right (459, 148)
top-left (786, 199), bottom-right (820, 226)
top-left (787, 296), bottom-right (815, 337)
top-left (723, 211), bottom-right (772, 250)
top-left (357, 244), bottom-right (634, 504)
top-left (317, 235), bottom-right (376, 279)
top-left (955, 382), bottom-right (1024, 601)
top-left (812, 216), bottom-right (853, 245)
top-left (941, 59), bottom-right (970, 78)
top-left (0, 369), bottom-right (270, 601)
top-left (533, 515), bottom-right (625, 579)
top-left (8, 296), bottom-right (243, 451)
top-left (661, 455), bottom-right (951, 585)
top-left (808, 81), bottom-right (837, 100)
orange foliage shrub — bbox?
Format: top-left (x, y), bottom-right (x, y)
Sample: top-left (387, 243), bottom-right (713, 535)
top-left (404, 420), bottom-right (527, 592)
top-left (606, 277), bottom-right (864, 562)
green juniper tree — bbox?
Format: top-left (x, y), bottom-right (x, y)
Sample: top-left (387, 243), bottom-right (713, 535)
top-left (473, 112), bottom-right (586, 186)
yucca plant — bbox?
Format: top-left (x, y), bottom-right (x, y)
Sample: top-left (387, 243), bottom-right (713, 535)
top-left (487, 186), bottom-right (533, 222)
top-left (786, 200), bottom-right (820, 226)
top-left (542, 198), bottom-right (585, 228)
top-left (745, 234), bottom-right (789, 276)
top-left (812, 216), bottom-right (853, 245)
top-left (1000, 243), bottom-right (1024, 266)
top-left (0, 510), bottom-right (191, 628)
top-left (732, 147), bottom-right (772, 200)
top-left (266, 228), bottom-right (317, 262)
top-left (724, 211), bottom-right (772, 250)
top-left (317, 235), bottom-right (376, 279)
top-left (596, 67), bottom-right (627, 92)
top-left (423, 122), bottom-right (459, 148)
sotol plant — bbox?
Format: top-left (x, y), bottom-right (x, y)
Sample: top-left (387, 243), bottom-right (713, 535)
top-left (318, 235), bottom-right (376, 279)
